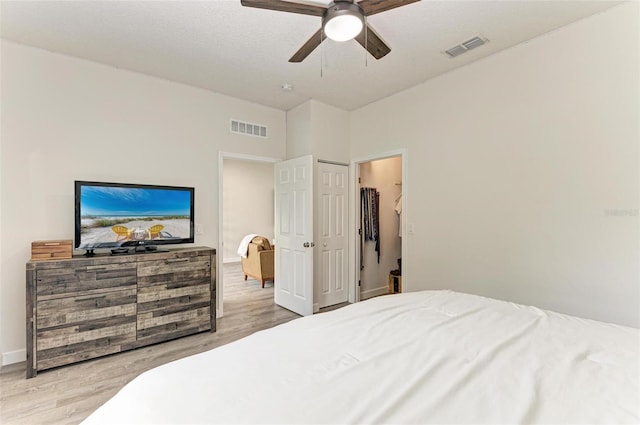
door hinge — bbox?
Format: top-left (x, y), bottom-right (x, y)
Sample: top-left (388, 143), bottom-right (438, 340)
top-left (358, 280), bottom-right (361, 287)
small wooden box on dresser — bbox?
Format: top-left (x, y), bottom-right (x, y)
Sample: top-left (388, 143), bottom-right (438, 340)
top-left (26, 247), bottom-right (215, 378)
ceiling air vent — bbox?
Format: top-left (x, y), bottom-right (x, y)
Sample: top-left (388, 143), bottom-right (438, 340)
top-left (444, 35), bottom-right (488, 58)
top-left (444, 45), bottom-right (467, 58)
top-left (231, 119), bottom-right (268, 138)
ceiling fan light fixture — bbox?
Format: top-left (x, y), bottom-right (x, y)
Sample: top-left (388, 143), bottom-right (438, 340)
top-left (322, 2), bottom-right (364, 42)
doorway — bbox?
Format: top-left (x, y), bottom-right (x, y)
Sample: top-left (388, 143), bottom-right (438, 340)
top-left (351, 151), bottom-right (406, 302)
top-left (217, 152), bottom-right (279, 317)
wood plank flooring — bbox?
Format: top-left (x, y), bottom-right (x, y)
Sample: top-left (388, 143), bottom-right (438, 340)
top-left (0, 262), bottom-right (300, 425)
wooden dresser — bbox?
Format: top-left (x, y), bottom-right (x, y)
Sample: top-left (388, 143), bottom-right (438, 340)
top-left (26, 247), bottom-right (215, 378)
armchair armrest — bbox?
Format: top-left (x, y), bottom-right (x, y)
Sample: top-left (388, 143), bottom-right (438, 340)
top-left (257, 249), bottom-right (274, 278)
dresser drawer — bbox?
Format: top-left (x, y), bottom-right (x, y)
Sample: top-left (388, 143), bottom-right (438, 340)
top-left (136, 305), bottom-right (211, 344)
top-left (35, 288), bottom-right (137, 371)
top-left (37, 288), bottom-right (137, 328)
top-left (136, 253), bottom-right (212, 343)
top-left (137, 254), bottom-right (211, 282)
top-left (36, 262), bottom-right (137, 299)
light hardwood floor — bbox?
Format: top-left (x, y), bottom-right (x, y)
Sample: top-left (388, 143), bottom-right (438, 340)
top-left (0, 262), bottom-right (300, 425)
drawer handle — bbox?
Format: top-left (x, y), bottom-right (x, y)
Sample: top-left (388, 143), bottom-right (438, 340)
top-left (43, 242), bottom-right (61, 246)
top-left (165, 258), bottom-right (190, 264)
top-left (80, 296), bottom-right (105, 307)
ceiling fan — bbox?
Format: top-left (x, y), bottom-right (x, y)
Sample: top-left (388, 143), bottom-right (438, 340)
top-left (240, 0), bottom-right (421, 62)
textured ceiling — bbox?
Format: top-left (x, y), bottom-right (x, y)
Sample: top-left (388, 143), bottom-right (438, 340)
top-left (0, 0), bottom-right (620, 111)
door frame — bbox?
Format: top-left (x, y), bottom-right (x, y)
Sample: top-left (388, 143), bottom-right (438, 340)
top-left (217, 151), bottom-right (282, 318)
top-left (349, 149), bottom-right (407, 304)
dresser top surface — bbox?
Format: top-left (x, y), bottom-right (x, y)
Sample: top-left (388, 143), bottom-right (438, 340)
top-left (27, 246), bottom-right (215, 269)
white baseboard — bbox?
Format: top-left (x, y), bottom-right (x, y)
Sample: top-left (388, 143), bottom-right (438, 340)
top-left (2, 349), bottom-right (26, 366)
top-left (223, 257), bottom-right (241, 264)
top-left (361, 285), bottom-right (389, 300)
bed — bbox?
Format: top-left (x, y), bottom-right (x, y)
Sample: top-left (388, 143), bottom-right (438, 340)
top-left (83, 290), bottom-right (640, 424)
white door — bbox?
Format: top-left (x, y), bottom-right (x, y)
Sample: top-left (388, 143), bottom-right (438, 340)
top-left (315, 162), bottom-right (349, 308)
top-left (274, 155), bottom-right (314, 316)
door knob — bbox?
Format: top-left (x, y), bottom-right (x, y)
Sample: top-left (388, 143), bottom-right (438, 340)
top-left (303, 242), bottom-right (315, 248)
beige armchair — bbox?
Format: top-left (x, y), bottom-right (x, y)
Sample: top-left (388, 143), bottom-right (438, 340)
top-left (241, 236), bottom-right (274, 288)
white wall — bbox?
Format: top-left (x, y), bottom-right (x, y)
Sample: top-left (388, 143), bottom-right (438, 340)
top-left (286, 99), bottom-right (350, 164)
top-left (222, 159), bottom-right (274, 262)
top-left (309, 100), bottom-right (350, 164)
top-left (0, 41), bottom-right (286, 363)
top-left (350, 3), bottom-right (639, 327)
top-left (359, 157), bottom-right (402, 299)
top-left (285, 101), bottom-right (312, 160)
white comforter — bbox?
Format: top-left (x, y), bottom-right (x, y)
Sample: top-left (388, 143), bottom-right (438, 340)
top-left (84, 291), bottom-right (640, 424)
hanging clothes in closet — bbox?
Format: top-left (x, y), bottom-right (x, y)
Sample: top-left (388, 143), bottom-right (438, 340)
top-left (394, 194), bottom-right (402, 238)
top-left (360, 187), bottom-right (380, 269)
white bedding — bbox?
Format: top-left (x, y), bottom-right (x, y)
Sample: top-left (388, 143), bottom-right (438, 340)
top-left (83, 290), bottom-right (640, 424)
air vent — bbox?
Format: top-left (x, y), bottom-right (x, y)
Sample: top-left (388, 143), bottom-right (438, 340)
top-left (444, 35), bottom-right (488, 58)
top-left (231, 119), bottom-right (268, 138)
top-left (444, 45), bottom-right (467, 58)
top-left (462, 36), bottom-right (486, 50)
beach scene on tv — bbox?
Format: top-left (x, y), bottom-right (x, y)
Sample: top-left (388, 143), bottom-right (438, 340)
top-left (79, 186), bottom-right (192, 247)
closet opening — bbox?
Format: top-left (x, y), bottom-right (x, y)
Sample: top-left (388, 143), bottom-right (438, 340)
top-left (354, 153), bottom-right (405, 301)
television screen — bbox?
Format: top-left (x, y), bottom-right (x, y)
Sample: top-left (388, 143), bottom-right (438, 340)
top-left (75, 181), bottom-right (195, 252)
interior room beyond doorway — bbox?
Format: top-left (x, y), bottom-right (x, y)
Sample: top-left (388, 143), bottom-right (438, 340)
top-left (359, 156), bottom-right (403, 300)
top-left (220, 156), bottom-right (276, 316)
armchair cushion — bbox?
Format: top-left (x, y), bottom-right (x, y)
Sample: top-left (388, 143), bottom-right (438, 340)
top-left (251, 236), bottom-right (272, 251)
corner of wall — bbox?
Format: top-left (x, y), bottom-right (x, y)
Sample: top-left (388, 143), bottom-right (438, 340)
top-left (309, 100), bottom-right (350, 163)
top-left (286, 101), bottom-right (312, 159)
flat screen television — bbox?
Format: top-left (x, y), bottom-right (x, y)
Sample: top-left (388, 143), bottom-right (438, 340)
top-left (75, 181), bottom-right (194, 255)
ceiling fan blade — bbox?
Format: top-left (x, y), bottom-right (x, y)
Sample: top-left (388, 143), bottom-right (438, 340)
top-left (289, 28), bottom-right (324, 62)
top-left (240, 0), bottom-right (325, 17)
top-left (354, 24), bottom-right (391, 59)
top-left (357, 0), bottom-right (420, 16)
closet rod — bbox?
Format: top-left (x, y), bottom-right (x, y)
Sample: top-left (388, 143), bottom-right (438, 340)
top-left (317, 159), bottom-right (349, 166)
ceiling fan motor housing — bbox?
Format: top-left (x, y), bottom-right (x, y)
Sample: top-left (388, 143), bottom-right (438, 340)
top-left (323, 1), bottom-right (365, 42)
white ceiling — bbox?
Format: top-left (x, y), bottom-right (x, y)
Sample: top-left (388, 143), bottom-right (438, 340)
top-left (0, 0), bottom-right (620, 111)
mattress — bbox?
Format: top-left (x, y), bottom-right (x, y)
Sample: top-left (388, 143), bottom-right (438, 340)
top-left (83, 290), bottom-right (640, 424)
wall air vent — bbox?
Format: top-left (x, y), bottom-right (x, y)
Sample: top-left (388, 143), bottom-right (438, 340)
top-left (230, 119), bottom-right (268, 138)
top-left (444, 35), bottom-right (489, 58)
